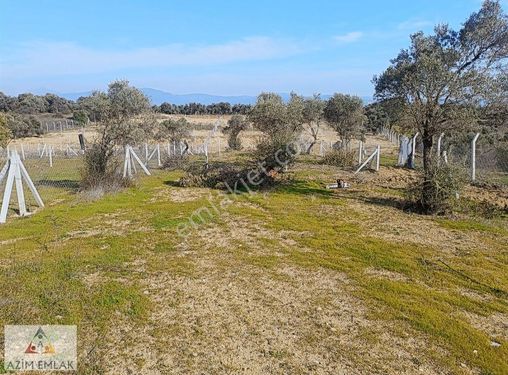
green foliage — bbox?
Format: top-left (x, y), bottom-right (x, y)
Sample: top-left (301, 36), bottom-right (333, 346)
top-left (374, 0), bottom-right (508, 213)
top-left (223, 114), bottom-right (248, 150)
top-left (81, 80), bottom-right (152, 188)
top-left (157, 117), bottom-right (191, 144)
top-left (0, 113), bottom-right (12, 147)
top-left (496, 142), bottom-right (508, 172)
top-left (253, 132), bottom-right (300, 173)
top-left (2, 113), bottom-right (42, 138)
top-left (72, 110), bottom-right (88, 125)
top-left (0, 92), bottom-right (73, 114)
top-left (248, 92), bottom-right (304, 137)
top-left (324, 93), bottom-right (365, 145)
top-left (406, 163), bottom-right (468, 214)
top-left (303, 94), bottom-right (325, 153)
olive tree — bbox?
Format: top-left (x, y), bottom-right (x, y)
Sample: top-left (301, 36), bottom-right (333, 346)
top-left (303, 94), bottom-right (325, 153)
top-left (373, 0), bottom-right (508, 212)
top-left (157, 117), bottom-right (192, 154)
top-left (248, 92), bottom-right (305, 173)
top-left (0, 113), bottom-right (11, 148)
top-left (324, 93), bottom-right (365, 148)
top-left (82, 80), bottom-right (151, 188)
top-left (223, 114), bottom-right (248, 150)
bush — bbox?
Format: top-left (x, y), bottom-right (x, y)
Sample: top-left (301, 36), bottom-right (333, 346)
top-left (80, 143), bottom-right (129, 192)
top-left (253, 134), bottom-right (300, 174)
top-left (179, 162), bottom-right (251, 189)
top-left (322, 149), bottom-right (356, 168)
top-left (5, 114), bottom-right (43, 138)
top-left (406, 163), bottom-right (467, 215)
top-left (496, 143), bottom-right (508, 172)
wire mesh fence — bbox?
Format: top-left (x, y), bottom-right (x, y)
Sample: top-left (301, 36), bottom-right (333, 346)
top-left (404, 132), bottom-right (508, 187)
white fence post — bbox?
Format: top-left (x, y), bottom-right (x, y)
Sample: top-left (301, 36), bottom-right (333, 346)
top-left (437, 132), bottom-right (444, 166)
top-left (471, 133), bottom-right (480, 181)
top-left (411, 132), bottom-right (419, 168)
top-left (376, 145), bottom-right (380, 171)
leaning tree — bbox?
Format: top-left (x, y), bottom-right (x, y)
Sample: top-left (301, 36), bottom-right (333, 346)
top-left (373, 0), bottom-right (508, 211)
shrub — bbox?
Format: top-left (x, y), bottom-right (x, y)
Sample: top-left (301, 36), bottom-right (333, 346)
top-left (496, 143), bottom-right (508, 172)
top-left (0, 113), bottom-right (11, 147)
top-left (4, 114), bottom-right (42, 138)
top-left (80, 143), bottom-right (129, 192)
top-left (322, 149), bottom-right (356, 168)
top-left (406, 163), bottom-right (468, 215)
top-left (179, 162), bottom-right (247, 189)
top-left (253, 133), bottom-right (300, 174)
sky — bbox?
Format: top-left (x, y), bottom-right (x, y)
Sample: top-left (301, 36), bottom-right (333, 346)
top-left (0, 0), bottom-right (505, 97)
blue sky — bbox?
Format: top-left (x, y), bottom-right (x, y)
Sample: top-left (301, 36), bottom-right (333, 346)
top-left (0, 0), bottom-right (505, 97)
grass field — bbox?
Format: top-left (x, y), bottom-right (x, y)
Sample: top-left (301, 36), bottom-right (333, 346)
top-left (0, 139), bottom-right (507, 374)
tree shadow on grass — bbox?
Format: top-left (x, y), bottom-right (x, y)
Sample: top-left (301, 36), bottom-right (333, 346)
top-left (276, 179), bottom-right (335, 199)
top-left (163, 180), bottom-right (181, 188)
top-left (36, 179), bottom-right (80, 191)
top-left (332, 188), bottom-right (406, 210)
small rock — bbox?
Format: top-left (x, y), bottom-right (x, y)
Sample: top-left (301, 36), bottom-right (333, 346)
top-left (317, 307), bottom-right (322, 312)
top-left (460, 363), bottom-right (467, 368)
top-left (143, 290), bottom-right (149, 295)
top-left (473, 349), bottom-right (478, 355)
top-left (490, 341), bottom-right (501, 348)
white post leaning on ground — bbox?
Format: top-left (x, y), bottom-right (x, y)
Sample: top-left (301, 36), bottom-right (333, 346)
top-left (0, 150), bottom-right (44, 224)
top-left (471, 133), bottom-right (480, 181)
top-left (355, 145), bottom-right (381, 174)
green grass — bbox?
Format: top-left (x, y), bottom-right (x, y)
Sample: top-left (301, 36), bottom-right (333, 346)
top-left (0, 163), bottom-right (507, 374)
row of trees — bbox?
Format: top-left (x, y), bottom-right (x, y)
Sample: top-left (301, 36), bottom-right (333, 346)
top-left (0, 91), bottom-right (252, 118)
top-left (155, 102), bottom-right (251, 115)
top-left (0, 92), bottom-right (74, 114)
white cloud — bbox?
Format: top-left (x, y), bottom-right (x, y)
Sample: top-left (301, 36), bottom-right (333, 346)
top-left (0, 37), bottom-right (307, 77)
top-left (397, 19), bottom-right (432, 31)
top-left (333, 31), bottom-right (363, 44)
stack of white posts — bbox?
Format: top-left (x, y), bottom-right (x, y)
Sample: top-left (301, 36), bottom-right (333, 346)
top-left (123, 145), bottom-right (151, 178)
top-left (0, 150), bottom-right (44, 224)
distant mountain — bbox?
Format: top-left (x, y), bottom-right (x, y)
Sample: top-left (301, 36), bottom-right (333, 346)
top-left (58, 88), bottom-right (372, 105)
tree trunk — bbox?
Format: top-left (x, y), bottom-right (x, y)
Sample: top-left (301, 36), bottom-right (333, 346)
top-left (306, 141), bottom-right (316, 154)
top-left (421, 129), bottom-right (434, 212)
